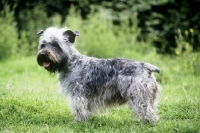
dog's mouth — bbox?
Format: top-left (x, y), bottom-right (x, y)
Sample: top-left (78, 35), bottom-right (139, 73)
top-left (39, 59), bottom-right (57, 72)
top-left (43, 62), bottom-right (50, 68)
top-left (37, 55), bottom-right (58, 73)
top-left (37, 54), bottom-right (52, 69)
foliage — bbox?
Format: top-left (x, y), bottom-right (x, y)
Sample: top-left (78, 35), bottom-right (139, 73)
top-left (101, 0), bottom-right (200, 53)
top-left (1, 0), bottom-right (200, 55)
top-left (174, 29), bottom-right (200, 76)
top-left (0, 4), bottom-right (18, 60)
top-left (0, 3), bottom-right (55, 58)
top-left (1, 0), bottom-right (200, 54)
top-left (62, 7), bottom-right (156, 59)
top-left (17, 5), bottom-right (53, 55)
top-left (175, 29), bottom-right (193, 56)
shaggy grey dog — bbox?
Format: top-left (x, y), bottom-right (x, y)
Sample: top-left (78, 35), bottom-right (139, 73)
top-left (36, 27), bottom-right (161, 123)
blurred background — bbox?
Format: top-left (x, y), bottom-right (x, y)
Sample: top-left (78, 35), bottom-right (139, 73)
top-left (0, 0), bottom-right (200, 79)
top-left (1, 0), bottom-right (200, 58)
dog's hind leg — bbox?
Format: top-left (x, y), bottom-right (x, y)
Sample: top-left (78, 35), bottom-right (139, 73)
top-left (126, 81), bottom-right (159, 123)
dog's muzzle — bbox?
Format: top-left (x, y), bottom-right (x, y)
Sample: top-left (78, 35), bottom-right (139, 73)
top-left (37, 49), bottom-right (63, 73)
top-left (37, 51), bottom-right (51, 67)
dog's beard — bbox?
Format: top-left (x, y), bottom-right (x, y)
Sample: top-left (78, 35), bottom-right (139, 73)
top-left (37, 51), bottom-right (68, 73)
top-left (37, 54), bottom-right (58, 73)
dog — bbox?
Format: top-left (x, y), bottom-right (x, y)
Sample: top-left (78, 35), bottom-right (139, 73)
top-left (36, 27), bottom-right (161, 123)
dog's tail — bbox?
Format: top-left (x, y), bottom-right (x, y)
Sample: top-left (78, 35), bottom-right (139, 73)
top-left (143, 63), bottom-right (160, 73)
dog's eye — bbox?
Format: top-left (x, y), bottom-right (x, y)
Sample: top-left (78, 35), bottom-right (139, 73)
top-left (52, 43), bottom-right (62, 50)
top-left (53, 46), bottom-right (58, 50)
top-left (40, 44), bottom-right (45, 48)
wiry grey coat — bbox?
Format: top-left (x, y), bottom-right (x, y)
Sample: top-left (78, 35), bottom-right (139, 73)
top-left (37, 27), bottom-right (161, 123)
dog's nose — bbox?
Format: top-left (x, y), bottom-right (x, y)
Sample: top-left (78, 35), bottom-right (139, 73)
top-left (39, 52), bottom-right (48, 56)
top-left (37, 51), bottom-right (48, 57)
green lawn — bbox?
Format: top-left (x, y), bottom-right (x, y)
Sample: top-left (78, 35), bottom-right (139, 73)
top-left (0, 56), bottom-right (200, 133)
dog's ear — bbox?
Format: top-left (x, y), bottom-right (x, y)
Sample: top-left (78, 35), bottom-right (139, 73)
top-left (37, 30), bottom-right (44, 35)
top-left (63, 30), bottom-right (80, 43)
top-left (73, 30), bottom-right (80, 36)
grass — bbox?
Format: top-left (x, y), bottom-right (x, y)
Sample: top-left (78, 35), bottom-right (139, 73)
top-left (0, 54), bottom-right (200, 133)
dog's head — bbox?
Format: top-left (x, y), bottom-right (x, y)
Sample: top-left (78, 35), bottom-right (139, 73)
top-left (36, 27), bottom-right (79, 72)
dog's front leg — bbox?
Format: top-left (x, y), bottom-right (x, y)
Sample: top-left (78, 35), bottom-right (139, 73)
top-left (70, 96), bottom-right (91, 122)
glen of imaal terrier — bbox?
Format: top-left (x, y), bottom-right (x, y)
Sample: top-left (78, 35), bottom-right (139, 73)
top-left (37, 27), bottom-right (161, 123)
